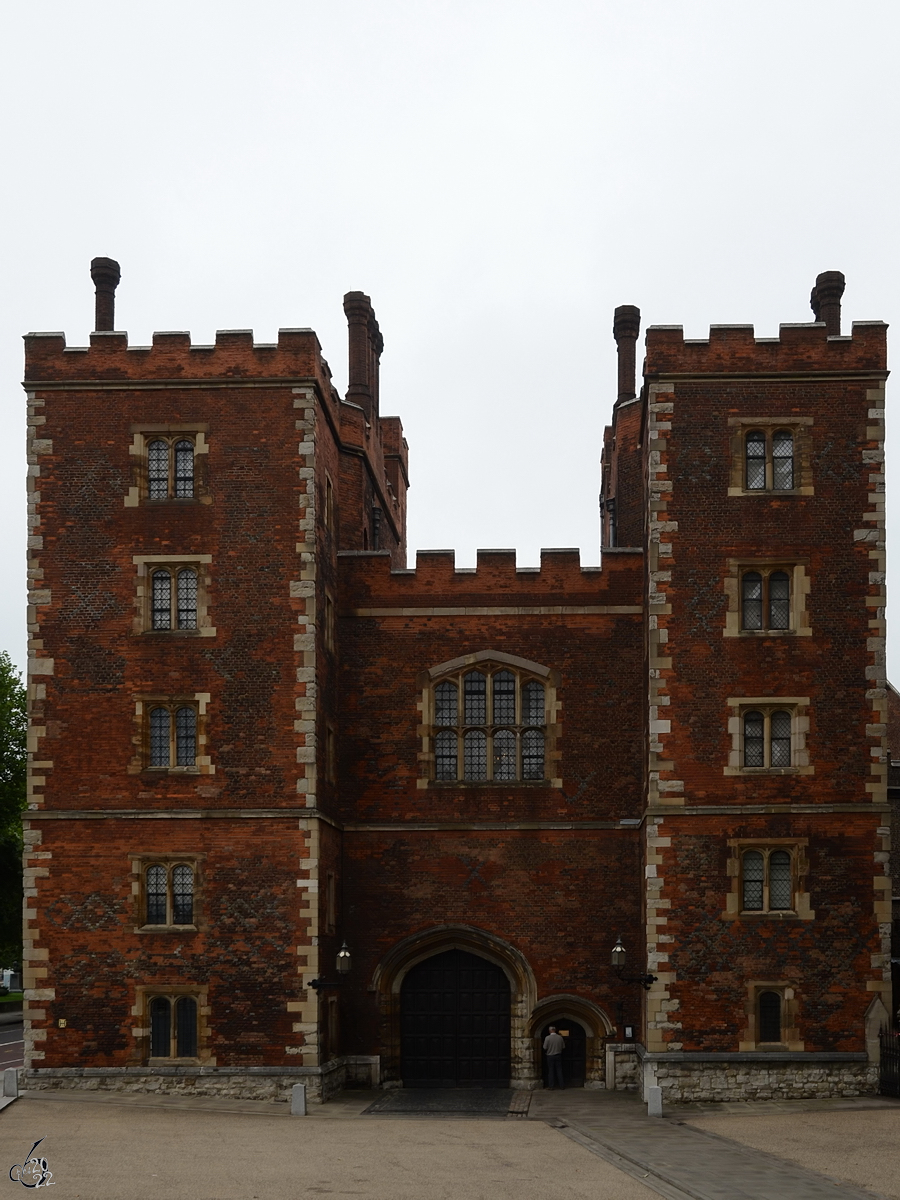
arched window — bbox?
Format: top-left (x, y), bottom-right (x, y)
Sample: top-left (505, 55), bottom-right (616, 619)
top-left (149, 994), bottom-right (199, 1059)
top-left (772, 430), bottom-right (794, 490)
top-left (175, 707), bottom-right (197, 767)
top-left (172, 864), bottom-right (194, 924)
top-left (429, 664), bottom-right (548, 783)
top-left (770, 711), bottom-right (792, 766)
top-left (174, 440), bottom-right (195, 498)
top-left (147, 703), bottom-right (199, 770)
top-left (150, 996), bottom-right (171, 1057)
top-left (741, 572), bottom-right (763, 630)
top-left (742, 708), bottom-right (794, 769)
top-left (145, 864), bottom-right (168, 924)
top-left (435, 730), bottom-right (457, 780)
top-left (148, 440), bottom-right (169, 500)
top-left (464, 730), bottom-right (487, 781)
top-left (739, 847), bottom-right (796, 913)
top-left (151, 570), bottom-right (172, 630)
top-left (758, 991), bottom-right (782, 1043)
top-left (745, 431), bottom-right (766, 490)
top-left (149, 707), bottom-right (171, 767)
top-left (768, 571), bottom-right (790, 629)
top-left (743, 711), bottom-right (764, 767)
top-left (769, 851), bottom-right (792, 910)
top-left (177, 569), bottom-right (198, 629)
top-left (741, 851), bottom-right (764, 910)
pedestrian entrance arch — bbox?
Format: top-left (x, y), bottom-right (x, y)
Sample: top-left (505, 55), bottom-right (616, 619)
top-left (540, 1020), bottom-right (587, 1087)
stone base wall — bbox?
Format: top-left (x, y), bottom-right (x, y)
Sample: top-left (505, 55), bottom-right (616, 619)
top-left (651, 1061), bottom-right (878, 1104)
top-left (23, 1057), bottom-right (378, 1105)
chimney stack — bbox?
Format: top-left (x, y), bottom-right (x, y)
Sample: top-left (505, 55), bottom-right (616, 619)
top-left (90, 257), bottom-right (121, 332)
top-left (809, 270), bottom-right (845, 337)
top-left (343, 291), bottom-right (383, 421)
top-left (613, 305), bottom-right (641, 401)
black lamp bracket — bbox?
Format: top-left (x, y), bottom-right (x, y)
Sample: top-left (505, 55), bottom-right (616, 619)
top-left (614, 966), bottom-right (658, 992)
top-left (309, 979), bottom-right (347, 991)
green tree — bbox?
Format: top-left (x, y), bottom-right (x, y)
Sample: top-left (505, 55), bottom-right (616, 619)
top-left (0, 652), bottom-right (26, 971)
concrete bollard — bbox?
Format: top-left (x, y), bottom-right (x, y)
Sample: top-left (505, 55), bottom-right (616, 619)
top-left (646, 1085), bottom-right (662, 1117)
top-left (290, 1083), bottom-right (307, 1116)
top-left (3, 1068), bottom-right (18, 1098)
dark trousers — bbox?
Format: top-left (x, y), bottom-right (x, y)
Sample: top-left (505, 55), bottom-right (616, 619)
top-left (547, 1054), bottom-right (565, 1089)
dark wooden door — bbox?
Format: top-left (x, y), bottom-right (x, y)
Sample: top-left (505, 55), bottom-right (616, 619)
top-left (541, 1021), bottom-right (586, 1087)
top-left (401, 949), bottom-right (511, 1087)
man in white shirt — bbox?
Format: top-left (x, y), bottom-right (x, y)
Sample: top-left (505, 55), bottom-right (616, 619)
top-left (543, 1026), bottom-right (565, 1089)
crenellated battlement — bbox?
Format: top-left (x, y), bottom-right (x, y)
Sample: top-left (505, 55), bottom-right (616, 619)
top-left (23, 327), bottom-right (329, 384)
top-left (337, 545), bottom-right (643, 609)
top-left (645, 320), bottom-right (887, 377)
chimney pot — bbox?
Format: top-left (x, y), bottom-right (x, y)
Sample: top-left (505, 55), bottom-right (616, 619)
top-left (810, 270), bottom-right (844, 336)
top-left (613, 305), bottom-right (641, 401)
top-left (90, 257), bottom-right (121, 332)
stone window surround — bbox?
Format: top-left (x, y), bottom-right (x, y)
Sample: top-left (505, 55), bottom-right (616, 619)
top-left (740, 980), bottom-right (804, 1052)
top-left (724, 838), bottom-right (813, 921)
top-left (125, 424), bottom-right (210, 507)
top-left (132, 554), bottom-right (215, 638)
top-left (727, 416), bottom-right (814, 497)
top-left (132, 984), bottom-right (212, 1066)
top-left (416, 650), bottom-right (561, 789)
top-left (130, 853), bottom-right (205, 933)
top-left (129, 693), bottom-right (214, 776)
top-left (723, 559), bottom-right (811, 638)
top-left (724, 696), bottom-right (813, 776)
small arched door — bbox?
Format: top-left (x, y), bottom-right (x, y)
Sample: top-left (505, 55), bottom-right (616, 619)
top-left (401, 949), bottom-right (511, 1087)
top-left (541, 1021), bottom-right (586, 1087)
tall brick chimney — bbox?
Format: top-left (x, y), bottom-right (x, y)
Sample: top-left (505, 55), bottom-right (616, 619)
top-left (809, 270), bottom-right (845, 336)
top-left (343, 291), bottom-right (383, 421)
top-left (613, 305), bottom-right (641, 401)
top-left (90, 257), bottom-right (121, 332)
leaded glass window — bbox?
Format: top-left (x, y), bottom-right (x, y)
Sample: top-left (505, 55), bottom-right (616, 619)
top-left (146, 865), bottom-right (168, 924)
top-left (172, 864), bottom-right (194, 924)
top-left (464, 730), bottom-right (488, 781)
top-left (772, 430), bottom-right (794, 490)
top-left (149, 707), bottom-right (171, 767)
top-left (492, 671), bottom-right (515, 725)
top-left (175, 707), bottom-right (196, 767)
top-left (742, 851), bottom-right (764, 910)
top-left (430, 665), bottom-right (549, 782)
top-left (522, 681), bottom-right (544, 725)
top-left (174, 440), bottom-right (195, 498)
top-left (769, 851), bottom-right (792, 909)
top-left (745, 431), bottom-right (766, 490)
top-left (148, 440), bottom-right (169, 500)
top-left (177, 569), bottom-right (198, 629)
top-left (493, 729), bottom-right (516, 781)
top-left (768, 571), bottom-right (790, 629)
top-left (151, 570), bottom-right (172, 630)
top-left (148, 994), bottom-right (199, 1059)
top-left (741, 573), bottom-right (763, 630)
top-left (464, 672), bottom-right (487, 725)
top-left (770, 710), bottom-right (792, 766)
top-left (743, 711), bottom-right (764, 767)
top-left (435, 682), bottom-right (457, 727)
top-left (435, 730), bottom-right (458, 780)
top-left (759, 991), bottom-right (782, 1043)
top-left (522, 729), bottom-right (544, 779)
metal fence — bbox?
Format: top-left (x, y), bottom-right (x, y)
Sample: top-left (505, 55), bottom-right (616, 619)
top-left (880, 1029), bottom-right (900, 1096)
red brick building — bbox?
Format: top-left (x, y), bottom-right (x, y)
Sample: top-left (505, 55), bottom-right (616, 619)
top-left (20, 264), bottom-right (890, 1103)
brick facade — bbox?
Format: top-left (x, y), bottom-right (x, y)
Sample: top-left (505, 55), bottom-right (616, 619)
top-left (19, 267), bottom-right (891, 1103)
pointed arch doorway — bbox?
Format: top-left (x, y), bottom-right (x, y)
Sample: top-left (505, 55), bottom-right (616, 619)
top-left (400, 948), bottom-right (511, 1087)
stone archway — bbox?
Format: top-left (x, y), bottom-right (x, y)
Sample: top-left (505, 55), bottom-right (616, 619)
top-left (371, 925), bottom-right (539, 1089)
top-left (529, 994), bottom-right (614, 1089)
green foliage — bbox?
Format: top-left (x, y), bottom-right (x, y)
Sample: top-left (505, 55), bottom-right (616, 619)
top-left (0, 652), bottom-right (26, 969)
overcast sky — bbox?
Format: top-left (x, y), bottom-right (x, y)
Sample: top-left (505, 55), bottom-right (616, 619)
top-left (1, 1), bottom-right (899, 679)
